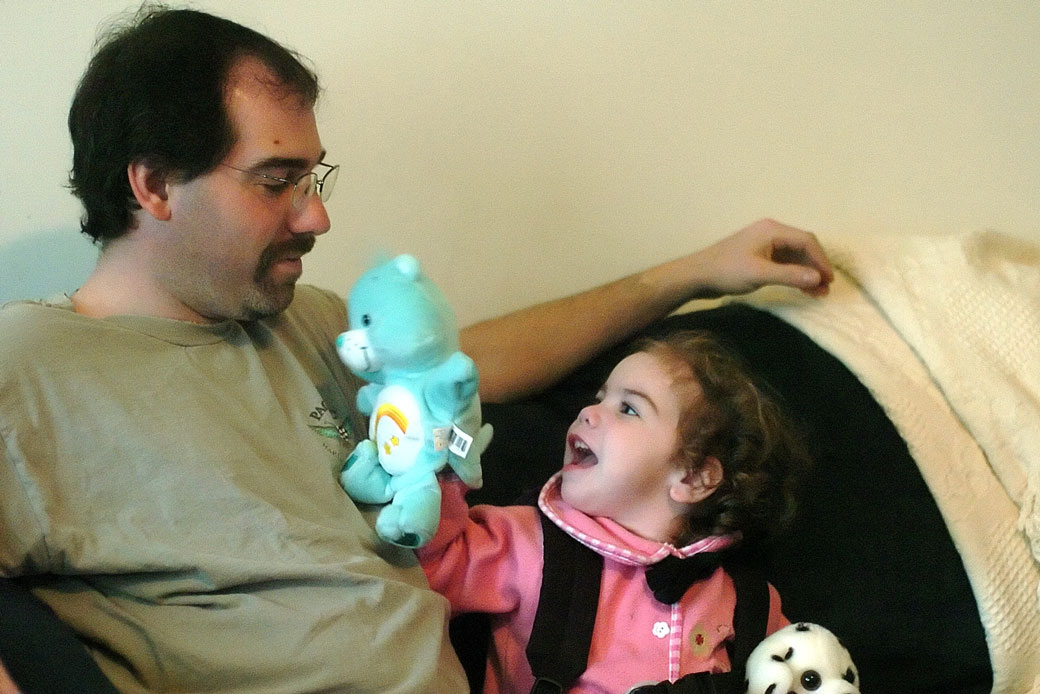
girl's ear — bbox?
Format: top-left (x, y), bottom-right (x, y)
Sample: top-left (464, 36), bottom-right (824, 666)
top-left (127, 160), bottom-right (172, 221)
top-left (670, 456), bottom-right (723, 505)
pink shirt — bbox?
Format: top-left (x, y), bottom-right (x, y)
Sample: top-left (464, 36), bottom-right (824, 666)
top-left (418, 473), bottom-right (787, 694)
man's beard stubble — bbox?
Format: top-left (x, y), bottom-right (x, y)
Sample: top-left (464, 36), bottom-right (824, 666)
top-left (242, 234), bottom-right (317, 320)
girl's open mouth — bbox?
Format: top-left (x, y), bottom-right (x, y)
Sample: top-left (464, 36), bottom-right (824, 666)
top-left (567, 435), bottom-right (598, 467)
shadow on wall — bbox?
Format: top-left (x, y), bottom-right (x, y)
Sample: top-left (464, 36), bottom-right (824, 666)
top-left (0, 229), bottom-right (97, 303)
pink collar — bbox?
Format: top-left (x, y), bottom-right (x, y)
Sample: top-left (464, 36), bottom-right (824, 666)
top-left (537, 472), bottom-right (738, 567)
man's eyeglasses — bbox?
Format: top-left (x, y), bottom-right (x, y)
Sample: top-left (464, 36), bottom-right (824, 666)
top-left (223, 161), bottom-right (340, 209)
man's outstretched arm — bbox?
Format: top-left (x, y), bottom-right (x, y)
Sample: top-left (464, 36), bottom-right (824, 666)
top-left (462, 218), bottom-right (833, 403)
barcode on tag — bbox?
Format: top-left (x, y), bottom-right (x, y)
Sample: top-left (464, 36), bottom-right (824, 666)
top-left (449, 426), bottom-right (473, 458)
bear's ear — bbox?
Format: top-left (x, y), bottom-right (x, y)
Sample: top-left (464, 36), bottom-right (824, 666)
top-left (393, 254), bottom-right (422, 280)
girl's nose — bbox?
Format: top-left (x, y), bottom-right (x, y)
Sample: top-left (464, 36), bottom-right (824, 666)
top-left (578, 404), bottom-right (599, 426)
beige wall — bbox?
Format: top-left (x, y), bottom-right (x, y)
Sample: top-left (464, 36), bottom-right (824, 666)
top-left (2, 1), bottom-right (1038, 323)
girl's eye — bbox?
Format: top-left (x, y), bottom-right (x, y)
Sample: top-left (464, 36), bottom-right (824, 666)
top-left (620, 402), bottom-right (638, 417)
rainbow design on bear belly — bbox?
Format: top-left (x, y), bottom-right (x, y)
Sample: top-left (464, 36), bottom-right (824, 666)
top-left (370, 386), bottom-right (424, 474)
top-left (376, 403), bottom-right (409, 434)
top-left (376, 404), bottom-right (409, 456)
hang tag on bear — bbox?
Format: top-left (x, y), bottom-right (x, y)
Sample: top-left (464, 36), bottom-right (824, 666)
top-left (432, 425), bottom-right (473, 457)
top-left (449, 426), bottom-right (474, 458)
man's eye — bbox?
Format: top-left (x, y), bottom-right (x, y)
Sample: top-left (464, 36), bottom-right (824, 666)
top-left (260, 181), bottom-right (291, 194)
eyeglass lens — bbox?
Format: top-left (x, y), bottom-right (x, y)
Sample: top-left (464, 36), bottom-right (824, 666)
top-left (318, 165), bottom-right (339, 202)
top-left (292, 166), bottom-right (339, 208)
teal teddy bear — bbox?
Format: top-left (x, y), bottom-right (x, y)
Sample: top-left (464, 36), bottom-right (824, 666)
top-left (336, 254), bottom-right (492, 548)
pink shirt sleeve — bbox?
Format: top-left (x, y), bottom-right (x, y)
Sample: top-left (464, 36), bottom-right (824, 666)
top-left (417, 477), bottom-right (543, 616)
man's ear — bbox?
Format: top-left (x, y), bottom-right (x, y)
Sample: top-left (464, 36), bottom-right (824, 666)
top-left (127, 160), bottom-right (172, 221)
top-left (670, 456), bottom-right (723, 505)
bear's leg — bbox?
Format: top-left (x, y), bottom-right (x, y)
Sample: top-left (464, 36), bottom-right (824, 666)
top-left (376, 476), bottom-right (442, 548)
top-left (340, 440), bottom-right (394, 504)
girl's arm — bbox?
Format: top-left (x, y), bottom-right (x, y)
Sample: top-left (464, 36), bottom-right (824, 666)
top-left (417, 477), bottom-right (543, 615)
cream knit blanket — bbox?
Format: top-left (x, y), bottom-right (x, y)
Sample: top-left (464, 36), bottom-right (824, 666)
top-left (741, 229), bottom-right (1040, 694)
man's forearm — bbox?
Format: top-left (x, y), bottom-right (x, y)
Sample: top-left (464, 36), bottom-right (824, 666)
top-left (462, 253), bottom-right (716, 403)
top-left (462, 219), bottom-right (832, 404)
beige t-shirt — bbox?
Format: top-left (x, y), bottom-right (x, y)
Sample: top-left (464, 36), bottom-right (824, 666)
top-left (0, 286), bottom-right (467, 693)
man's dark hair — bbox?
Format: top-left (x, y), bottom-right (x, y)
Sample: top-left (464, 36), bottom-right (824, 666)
top-left (68, 4), bottom-right (321, 243)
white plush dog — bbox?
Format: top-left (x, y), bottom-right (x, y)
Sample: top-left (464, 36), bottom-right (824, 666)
top-left (745, 622), bottom-right (860, 694)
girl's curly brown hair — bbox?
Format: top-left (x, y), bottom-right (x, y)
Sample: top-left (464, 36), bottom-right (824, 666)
top-left (632, 330), bottom-right (811, 546)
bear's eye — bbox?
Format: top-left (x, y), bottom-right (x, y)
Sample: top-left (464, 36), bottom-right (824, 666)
top-left (361, 314), bottom-right (372, 326)
top-left (800, 670), bottom-right (821, 691)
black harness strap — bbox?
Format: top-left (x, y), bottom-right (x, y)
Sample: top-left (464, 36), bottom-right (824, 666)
top-left (527, 515), bottom-right (769, 694)
top-left (726, 555), bottom-right (769, 677)
top-left (526, 512), bottom-right (604, 694)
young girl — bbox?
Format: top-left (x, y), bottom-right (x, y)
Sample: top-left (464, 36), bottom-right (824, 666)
top-left (418, 330), bottom-right (809, 694)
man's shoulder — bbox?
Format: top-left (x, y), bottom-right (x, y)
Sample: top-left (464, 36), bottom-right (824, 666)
top-left (0, 300), bottom-right (84, 393)
top-left (0, 298), bottom-right (77, 349)
top-left (0, 297), bottom-right (74, 318)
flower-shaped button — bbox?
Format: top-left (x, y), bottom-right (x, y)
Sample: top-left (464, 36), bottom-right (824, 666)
top-left (652, 621), bottom-right (670, 638)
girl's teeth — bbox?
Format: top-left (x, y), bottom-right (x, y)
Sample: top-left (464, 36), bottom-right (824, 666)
top-left (570, 439), bottom-right (596, 466)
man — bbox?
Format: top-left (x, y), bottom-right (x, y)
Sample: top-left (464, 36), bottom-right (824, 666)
top-left (0, 7), bottom-right (831, 693)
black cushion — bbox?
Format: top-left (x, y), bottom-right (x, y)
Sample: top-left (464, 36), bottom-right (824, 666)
top-left (458, 304), bottom-right (991, 694)
top-left (0, 578), bottom-right (118, 694)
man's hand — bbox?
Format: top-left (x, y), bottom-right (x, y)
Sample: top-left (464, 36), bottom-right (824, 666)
top-left (689, 218), bottom-right (833, 298)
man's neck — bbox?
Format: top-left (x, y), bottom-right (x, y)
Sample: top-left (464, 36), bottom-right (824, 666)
top-left (71, 242), bottom-right (214, 324)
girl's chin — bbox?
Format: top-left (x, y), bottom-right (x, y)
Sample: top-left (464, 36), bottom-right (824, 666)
top-left (558, 470), bottom-right (587, 507)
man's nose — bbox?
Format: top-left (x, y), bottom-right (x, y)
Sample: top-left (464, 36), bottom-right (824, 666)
top-left (290, 192), bottom-right (331, 236)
